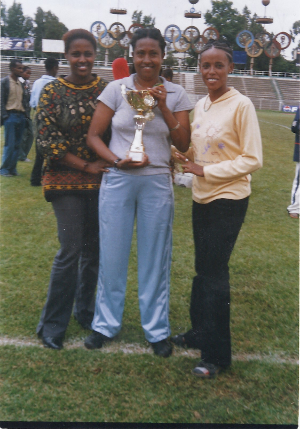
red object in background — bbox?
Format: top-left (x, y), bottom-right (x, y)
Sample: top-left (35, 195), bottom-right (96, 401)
top-left (112, 58), bottom-right (130, 80)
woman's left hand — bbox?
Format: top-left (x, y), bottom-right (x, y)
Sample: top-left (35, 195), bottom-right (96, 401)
top-left (87, 159), bottom-right (111, 174)
top-left (148, 85), bottom-right (167, 110)
top-left (117, 153), bottom-right (150, 170)
top-left (175, 152), bottom-right (204, 177)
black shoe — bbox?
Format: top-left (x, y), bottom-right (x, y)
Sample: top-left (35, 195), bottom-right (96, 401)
top-left (151, 339), bottom-right (173, 358)
top-left (74, 314), bottom-right (92, 330)
top-left (170, 329), bottom-right (201, 349)
top-left (42, 336), bottom-right (63, 350)
top-left (30, 182), bottom-right (41, 186)
top-left (84, 330), bottom-right (111, 349)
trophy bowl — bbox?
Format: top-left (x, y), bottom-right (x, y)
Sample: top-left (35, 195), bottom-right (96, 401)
top-left (121, 84), bottom-right (156, 162)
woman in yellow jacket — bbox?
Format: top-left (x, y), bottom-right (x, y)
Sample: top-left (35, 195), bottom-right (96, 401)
top-left (172, 39), bottom-right (263, 378)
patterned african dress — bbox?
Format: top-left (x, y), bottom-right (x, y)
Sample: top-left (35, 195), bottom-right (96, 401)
top-left (36, 74), bottom-right (109, 201)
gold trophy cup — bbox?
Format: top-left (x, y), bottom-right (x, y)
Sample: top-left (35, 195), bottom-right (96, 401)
top-left (121, 84), bottom-right (156, 162)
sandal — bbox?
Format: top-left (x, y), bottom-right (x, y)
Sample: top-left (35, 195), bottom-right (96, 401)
top-left (289, 212), bottom-right (299, 219)
top-left (191, 360), bottom-right (220, 378)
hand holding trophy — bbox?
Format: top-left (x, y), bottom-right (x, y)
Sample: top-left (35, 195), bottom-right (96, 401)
top-left (121, 84), bottom-right (156, 162)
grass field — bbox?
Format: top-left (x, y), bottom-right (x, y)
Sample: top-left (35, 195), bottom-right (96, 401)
top-left (0, 110), bottom-right (298, 425)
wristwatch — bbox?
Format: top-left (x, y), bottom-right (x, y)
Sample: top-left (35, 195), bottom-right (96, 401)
top-left (114, 158), bottom-right (122, 169)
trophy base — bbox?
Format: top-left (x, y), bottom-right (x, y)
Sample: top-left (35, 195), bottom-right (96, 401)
top-left (128, 151), bottom-right (144, 162)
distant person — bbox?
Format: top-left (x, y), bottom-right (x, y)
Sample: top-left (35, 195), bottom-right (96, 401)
top-left (112, 57), bottom-right (130, 80)
top-left (18, 66), bottom-right (34, 162)
top-left (287, 106), bottom-right (300, 218)
top-left (36, 29), bottom-right (110, 350)
top-left (30, 57), bottom-right (59, 186)
top-left (162, 68), bottom-right (173, 82)
top-left (0, 59), bottom-right (27, 177)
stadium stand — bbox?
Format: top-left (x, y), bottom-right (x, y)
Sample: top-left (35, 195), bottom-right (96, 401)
top-left (275, 79), bottom-right (300, 105)
top-left (1, 61), bottom-right (298, 111)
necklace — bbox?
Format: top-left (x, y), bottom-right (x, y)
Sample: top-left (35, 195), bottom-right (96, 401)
top-left (134, 75), bottom-right (162, 90)
top-left (203, 95), bottom-right (213, 112)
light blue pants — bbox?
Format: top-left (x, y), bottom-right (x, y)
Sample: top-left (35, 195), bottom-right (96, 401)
top-left (92, 170), bottom-right (174, 343)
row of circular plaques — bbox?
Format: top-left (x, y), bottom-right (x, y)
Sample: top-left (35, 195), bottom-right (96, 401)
top-left (90, 21), bottom-right (291, 58)
top-left (91, 21), bottom-right (221, 52)
top-left (236, 30), bottom-right (291, 58)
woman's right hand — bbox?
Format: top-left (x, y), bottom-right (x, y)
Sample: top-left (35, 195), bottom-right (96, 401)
top-left (86, 159), bottom-right (110, 174)
top-left (117, 154), bottom-right (150, 170)
top-left (175, 152), bottom-right (204, 177)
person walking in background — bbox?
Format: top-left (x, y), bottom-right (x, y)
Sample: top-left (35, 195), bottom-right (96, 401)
top-left (287, 106), bottom-right (300, 219)
top-left (0, 59), bottom-right (27, 177)
top-left (36, 29), bottom-right (110, 350)
top-left (30, 57), bottom-right (59, 186)
top-left (18, 66), bottom-right (34, 163)
top-left (171, 40), bottom-right (262, 377)
top-left (112, 57), bottom-right (130, 80)
top-left (84, 28), bottom-right (192, 357)
top-left (162, 68), bottom-right (173, 82)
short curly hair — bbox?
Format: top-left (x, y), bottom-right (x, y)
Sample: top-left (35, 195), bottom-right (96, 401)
top-left (62, 28), bottom-right (97, 53)
top-left (9, 59), bottom-right (22, 70)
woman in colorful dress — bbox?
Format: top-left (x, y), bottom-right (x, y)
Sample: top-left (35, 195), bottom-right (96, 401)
top-left (36, 29), bottom-right (110, 350)
top-left (84, 28), bottom-right (193, 357)
top-left (171, 40), bottom-right (263, 377)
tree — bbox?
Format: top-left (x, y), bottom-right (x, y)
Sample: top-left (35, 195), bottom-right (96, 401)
top-left (292, 20), bottom-right (300, 36)
top-left (34, 7), bottom-right (68, 52)
top-left (204, 1), bottom-right (297, 73)
top-left (5, 1), bottom-right (33, 38)
top-left (33, 7), bottom-right (45, 52)
top-left (164, 49), bottom-right (178, 68)
top-left (1, 3), bottom-right (8, 36)
top-left (204, 0), bottom-right (246, 46)
top-left (290, 20), bottom-right (300, 62)
top-left (131, 10), bottom-right (155, 28)
top-left (44, 11), bottom-right (68, 40)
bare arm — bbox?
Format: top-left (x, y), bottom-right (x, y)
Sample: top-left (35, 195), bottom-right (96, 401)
top-left (58, 152), bottom-right (110, 174)
top-left (149, 85), bottom-right (191, 152)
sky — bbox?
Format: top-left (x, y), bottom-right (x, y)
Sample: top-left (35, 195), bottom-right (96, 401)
top-left (2, 0), bottom-right (299, 60)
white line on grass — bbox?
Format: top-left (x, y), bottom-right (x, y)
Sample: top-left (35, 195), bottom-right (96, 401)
top-left (258, 119), bottom-right (291, 130)
top-left (0, 337), bottom-right (298, 364)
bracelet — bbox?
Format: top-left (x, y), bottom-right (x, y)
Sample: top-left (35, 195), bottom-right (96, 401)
top-left (169, 121), bottom-right (180, 132)
top-left (114, 158), bottom-right (122, 169)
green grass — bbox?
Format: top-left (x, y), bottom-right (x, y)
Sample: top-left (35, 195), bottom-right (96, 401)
top-left (1, 347), bottom-right (297, 423)
top-left (0, 110), bottom-right (298, 424)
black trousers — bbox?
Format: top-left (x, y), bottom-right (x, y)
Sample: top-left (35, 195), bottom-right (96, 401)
top-left (37, 193), bottom-right (99, 337)
top-left (190, 197), bottom-right (249, 367)
top-left (30, 141), bottom-right (44, 185)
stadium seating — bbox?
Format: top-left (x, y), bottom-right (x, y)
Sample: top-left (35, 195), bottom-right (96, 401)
top-left (1, 62), bottom-right (298, 111)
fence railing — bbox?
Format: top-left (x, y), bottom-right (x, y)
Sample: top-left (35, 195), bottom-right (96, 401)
top-left (1, 55), bottom-right (300, 79)
top-left (191, 94), bottom-right (298, 111)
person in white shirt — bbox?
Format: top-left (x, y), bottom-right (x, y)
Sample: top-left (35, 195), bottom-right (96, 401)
top-left (30, 57), bottom-right (59, 186)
